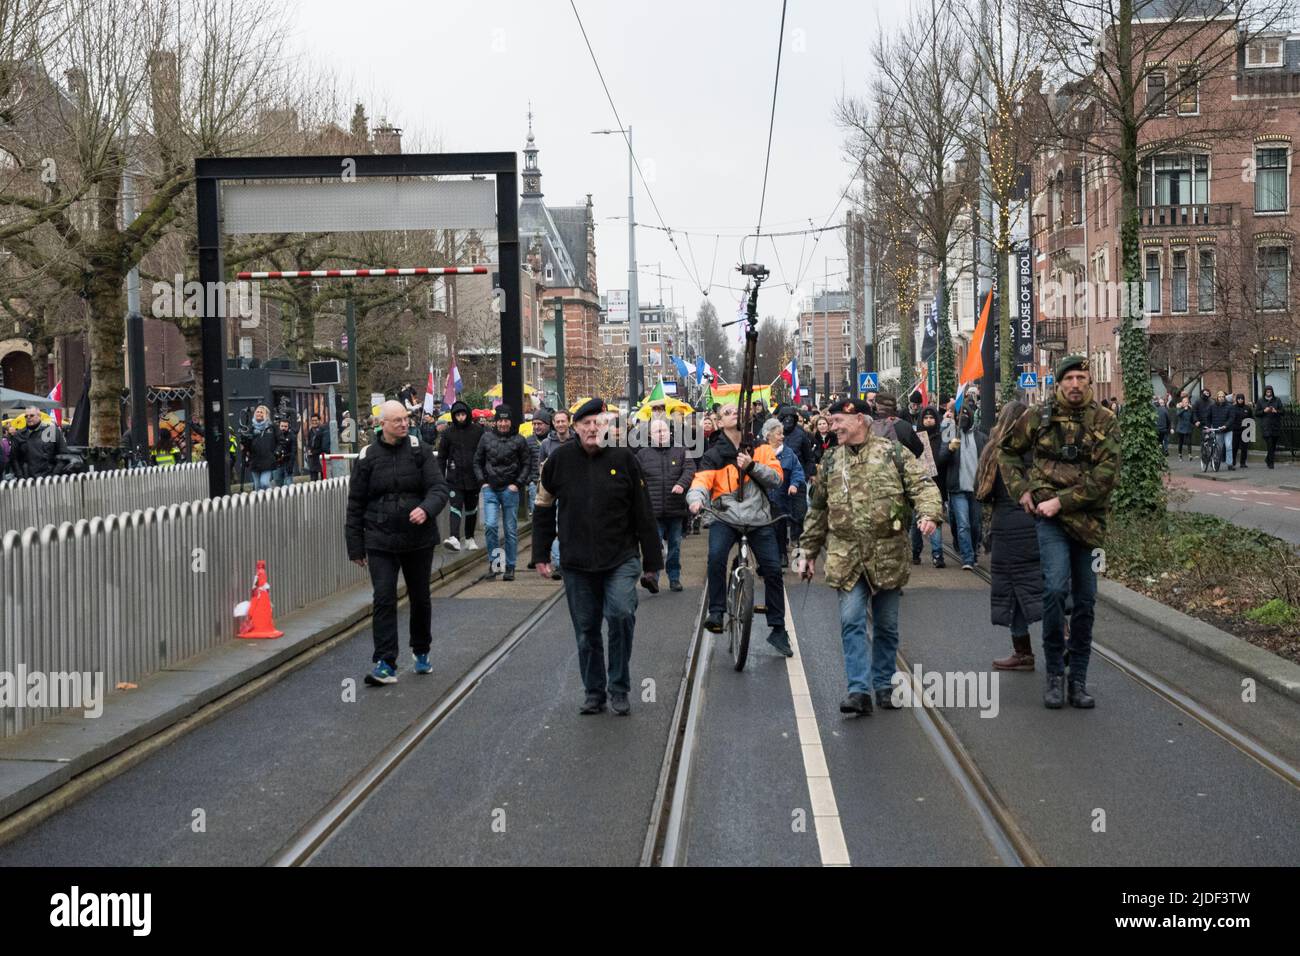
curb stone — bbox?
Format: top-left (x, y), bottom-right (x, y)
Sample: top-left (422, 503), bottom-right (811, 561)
top-left (1095, 577), bottom-right (1300, 704)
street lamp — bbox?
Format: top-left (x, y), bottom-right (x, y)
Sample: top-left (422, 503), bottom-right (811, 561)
top-left (592, 127), bottom-right (641, 404)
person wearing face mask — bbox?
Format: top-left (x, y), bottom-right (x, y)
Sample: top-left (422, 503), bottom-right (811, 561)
top-left (937, 401), bottom-right (987, 570)
top-left (999, 355), bottom-right (1119, 709)
top-left (1229, 393), bottom-right (1253, 469)
top-left (1191, 388), bottom-right (1214, 445)
top-left (438, 400), bottom-right (485, 551)
top-left (911, 406), bottom-right (946, 568)
top-left (1258, 385), bottom-right (1283, 468)
top-left (1174, 394), bottom-right (1194, 461)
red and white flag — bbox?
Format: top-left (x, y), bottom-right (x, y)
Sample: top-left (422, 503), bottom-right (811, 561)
top-left (780, 358), bottom-right (799, 399)
top-left (47, 380), bottom-right (63, 426)
top-left (423, 363), bottom-right (436, 415)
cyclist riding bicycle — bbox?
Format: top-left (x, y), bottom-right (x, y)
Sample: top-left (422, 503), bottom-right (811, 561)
top-left (687, 402), bottom-right (793, 657)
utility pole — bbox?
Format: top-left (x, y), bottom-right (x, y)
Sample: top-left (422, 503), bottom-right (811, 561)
top-left (553, 297), bottom-right (566, 408)
top-left (345, 296), bottom-right (358, 453)
top-left (627, 126), bottom-right (641, 407)
top-left (976, 0), bottom-right (996, 428)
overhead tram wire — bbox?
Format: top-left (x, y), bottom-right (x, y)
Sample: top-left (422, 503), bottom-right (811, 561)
top-left (569, 0), bottom-right (709, 297)
top-left (752, 0), bottom-right (789, 263)
top-left (788, 0), bottom-right (952, 296)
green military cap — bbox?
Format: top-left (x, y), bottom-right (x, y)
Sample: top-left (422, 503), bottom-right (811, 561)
top-left (1055, 354), bottom-right (1089, 380)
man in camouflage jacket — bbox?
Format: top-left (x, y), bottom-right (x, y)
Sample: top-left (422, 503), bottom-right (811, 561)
top-left (799, 398), bottom-right (944, 716)
top-left (999, 354), bottom-right (1120, 710)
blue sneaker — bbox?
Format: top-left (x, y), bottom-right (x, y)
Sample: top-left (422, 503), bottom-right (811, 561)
top-left (413, 653), bottom-right (432, 675)
top-left (364, 661), bottom-right (398, 686)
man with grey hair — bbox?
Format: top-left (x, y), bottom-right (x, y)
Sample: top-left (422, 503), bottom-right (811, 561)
top-left (635, 417), bottom-right (696, 591)
top-left (346, 400), bottom-right (449, 686)
top-left (14, 406), bottom-right (67, 478)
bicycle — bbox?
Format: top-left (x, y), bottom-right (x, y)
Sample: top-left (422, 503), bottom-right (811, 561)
top-left (726, 530), bottom-right (755, 671)
top-left (1200, 425), bottom-right (1223, 473)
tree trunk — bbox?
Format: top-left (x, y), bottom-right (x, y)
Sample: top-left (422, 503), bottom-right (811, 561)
top-left (86, 271), bottom-right (127, 447)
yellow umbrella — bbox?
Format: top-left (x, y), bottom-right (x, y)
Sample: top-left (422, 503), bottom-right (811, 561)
top-left (485, 383), bottom-right (539, 398)
top-left (633, 396), bottom-right (694, 421)
top-left (3, 411), bottom-right (52, 429)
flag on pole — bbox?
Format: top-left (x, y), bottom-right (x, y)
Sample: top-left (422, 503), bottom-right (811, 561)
top-left (423, 363), bottom-right (436, 415)
top-left (646, 379), bottom-right (666, 403)
top-left (708, 382), bottom-right (771, 408)
top-left (671, 354), bottom-right (690, 381)
top-left (47, 380), bottom-right (63, 426)
top-left (780, 358), bottom-right (799, 400)
top-left (695, 356), bottom-right (716, 384)
top-left (443, 348), bottom-right (462, 406)
top-left (910, 363), bottom-right (930, 409)
top-left (955, 291), bottom-right (992, 414)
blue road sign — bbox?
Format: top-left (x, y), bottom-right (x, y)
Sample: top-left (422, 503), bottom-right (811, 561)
top-left (858, 372), bottom-right (879, 392)
top-left (1018, 372), bottom-right (1038, 388)
top-left (1045, 374), bottom-right (1054, 386)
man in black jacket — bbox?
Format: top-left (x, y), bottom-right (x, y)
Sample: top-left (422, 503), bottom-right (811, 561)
top-left (474, 404), bottom-right (531, 580)
top-left (1191, 388), bottom-right (1214, 441)
top-left (438, 400), bottom-right (485, 551)
top-left (634, 418), bottom-right (697, 591)
top-left (1205, 391), bottom-right (1234, 468)
top-left (1258, 385), bottom-right (1284, 468)
top-left (534, 398), bottom-right (663, 716)
top-left (346, 400), bottom-right (450, 686)
top-left (1229, 393), bottom-right (1252, 469)
top-left (12, 407), bottom-right (68, 478)
top-left (306, 415), bottom-right (329, 479)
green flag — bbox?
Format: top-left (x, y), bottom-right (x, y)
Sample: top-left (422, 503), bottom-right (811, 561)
top-left (646, 379), bottom-right (665, 402)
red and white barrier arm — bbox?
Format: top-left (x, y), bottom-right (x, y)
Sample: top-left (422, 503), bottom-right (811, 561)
top-left (236, 266), bottom-right (490, 280)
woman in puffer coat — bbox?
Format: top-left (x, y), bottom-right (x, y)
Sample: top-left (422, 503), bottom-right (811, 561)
top-left (975, 400), bottom-right (1042, 671)
top-left (761, 417), bottom-right (806, 568)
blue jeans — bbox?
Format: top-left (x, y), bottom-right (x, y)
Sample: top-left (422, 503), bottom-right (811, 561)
top-left (910, 521), bottom-right (943, 560)
top-left (656, 517), bottom-right (683, 585)
top-left (949, 491), bottom-right (981, 565)
top-left (481, 486), bottom-right (519, 569)
top-left (563, 555), bottom-right (641, 697)
top-left (706, 520), bottom-right (784, 628)
top-left (1223, 431), bottom-right (1233, 463)
top-left (273, 467), bottom-right (293, 486)
top-left (251, 470), bottom-right (275, 490)
top-left (1035, 518), bottom-right (1097, 680)
top-left (837, 578), bottom-right (901, 693)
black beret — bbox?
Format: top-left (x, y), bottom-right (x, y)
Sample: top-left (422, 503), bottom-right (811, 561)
top-left (826, 397), bottom-right (871, 416)
top-left (572, 397), bottom-right (606, 422)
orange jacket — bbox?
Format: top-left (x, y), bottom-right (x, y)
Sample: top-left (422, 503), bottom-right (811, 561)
top-left (687, 432), bottom-right (783, 503)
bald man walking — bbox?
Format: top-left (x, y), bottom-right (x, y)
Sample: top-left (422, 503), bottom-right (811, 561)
top-left (347, 400), bottom-right (450, 686)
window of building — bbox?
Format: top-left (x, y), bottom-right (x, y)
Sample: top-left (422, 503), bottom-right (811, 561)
top-left (1053, 171), bottom-right (1065, 227)
top-left (1255, 146), bottom-right (1288, 213)
top-left (602, 328), bottom-right (611, 345)
top-left (1145, 250), bottom-right (1161, 313)
top-left (805, 320), bottom-right (812, 338)
top-left (647, 328), bottom-right (660, 344)
top-left (1198, 249), bottom-right (1215, 313)
top-left (842, 342), bottom-right (851, 361)
top-left (1171, 250), bottom-right (1188, 313)
top-left (1246, 38), bottom-right (1284, 69)
top-left (1146, 71), bottom-right (1167, 115)
top-left (1141, 153), bottom-right (1209, 206)
top-left (1071, 166), bottom-right (1083, 224)
top-left (1258, 246), bottom-right (1289, 311)
top-left (1176, 66), bottom-right (1199, 115)
top-left (841, 318), bottom-right (850, 335)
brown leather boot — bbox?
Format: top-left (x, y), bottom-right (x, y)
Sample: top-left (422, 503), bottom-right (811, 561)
top-left (993, 633), bottom-right (1035, 671)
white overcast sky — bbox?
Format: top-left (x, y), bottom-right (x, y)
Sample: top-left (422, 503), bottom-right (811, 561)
top-left (291, 0), bottom-right (909, 336)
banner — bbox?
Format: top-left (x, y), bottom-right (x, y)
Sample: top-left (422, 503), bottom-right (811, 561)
top-left (1015, 243), bottom-right (1035, 377)
top-left (708, 383), bottom-right (772, 408)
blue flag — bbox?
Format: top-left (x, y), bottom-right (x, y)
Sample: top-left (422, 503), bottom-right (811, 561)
top-left (671, 354), bottom-right (690, 381)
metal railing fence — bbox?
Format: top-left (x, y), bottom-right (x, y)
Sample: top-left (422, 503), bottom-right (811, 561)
top-left (1, 463), bottom-right (209, 535)
top-left (0, 478), bottom-right (366, 739)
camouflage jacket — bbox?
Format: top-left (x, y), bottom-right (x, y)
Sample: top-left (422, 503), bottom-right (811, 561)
top-left (997, 388), bottom-right (1120, 548)
top-left (798, 435), bottom-right (944, 592)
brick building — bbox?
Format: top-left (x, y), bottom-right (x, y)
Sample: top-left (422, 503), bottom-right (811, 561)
top-left (1030, 16), bottom-right (1300, 402)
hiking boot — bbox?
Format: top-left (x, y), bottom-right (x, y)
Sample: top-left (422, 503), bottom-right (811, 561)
top-left (502, 567), bottom-right (515, 581)
top-left (578, 692), bottom-right (606, 715)
top-left (767, 627), bottom-right (793, 658)
top-left (1044, 674), bottom-right (1065, 709)
top-left (1068, 681), bottom-right (1096, 709)
top-left (609, 692), bottom-right (631, 716)
top-left (839, 692), bottom-right (874, 716)
top-left (704, 611), bottom-right (724, 633)
top-left (875, 688), bottom-right (901, 710)
top-left (993, 634), bottom-right (1035, 671)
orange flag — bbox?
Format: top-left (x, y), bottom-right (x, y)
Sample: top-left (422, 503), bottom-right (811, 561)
top-left (959, 291), bottom-right (993, 386)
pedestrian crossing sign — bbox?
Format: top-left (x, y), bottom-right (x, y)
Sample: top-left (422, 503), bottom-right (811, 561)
top-left (858, 372), bottom-right (878, 393)
top-left (1018, 372), bottom-right (1038, 388)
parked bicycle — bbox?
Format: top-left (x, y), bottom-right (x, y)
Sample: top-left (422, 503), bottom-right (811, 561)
top-left (1200, 425), bottom-right (1224, 473)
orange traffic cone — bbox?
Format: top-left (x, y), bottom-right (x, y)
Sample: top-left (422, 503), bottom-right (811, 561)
top-left (237, 559), bottom-right (284, 639)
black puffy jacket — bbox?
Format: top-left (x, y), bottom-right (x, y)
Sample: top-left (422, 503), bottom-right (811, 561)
top-left (634, 444), bottom-right (697, 518)
top-left (13, 421), bottom-right (68, 478)
top-left (1205, 400), bottom-right (1234, 429)
top-left (241, 424), bottom-right (281, 472)
top-left (1258, 392), bottom-right (1284, 438)
top-left (989, 464), bottom-right (1042, 629)
top-left (474, 427), bottom-right (531, 490)
top-left (345, 433), bottom-right (449, 558)
top-left (436, 402), bottom-right (485, 491)
top-left (779, 411), bottom-right (816, 479)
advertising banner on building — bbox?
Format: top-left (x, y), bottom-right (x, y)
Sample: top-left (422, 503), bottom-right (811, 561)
top-left (1015, 243), bottom-right (1035, 379)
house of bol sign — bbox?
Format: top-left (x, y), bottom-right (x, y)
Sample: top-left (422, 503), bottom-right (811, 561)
top-left (1016, 243), bottom-right (1035, 364)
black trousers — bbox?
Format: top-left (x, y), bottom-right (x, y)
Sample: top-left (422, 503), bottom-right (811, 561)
top-left (367, 547), bottom-right (435, 665)
top-left (1266, 435), bottom-right (1280, 467)
top-left (448, 487), bottom-right (480, 539)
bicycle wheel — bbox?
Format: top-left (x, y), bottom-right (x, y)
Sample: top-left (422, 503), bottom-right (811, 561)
top-left (727, 558), bottom-right (754, 672)
top-left (1201, 444), bottom-right (1210, 472)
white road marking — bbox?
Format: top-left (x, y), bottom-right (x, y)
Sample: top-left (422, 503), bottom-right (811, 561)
top-left (783, 600), bottom-right (851, 867)
top-left (1286, 507), bottom-right (1300, 513)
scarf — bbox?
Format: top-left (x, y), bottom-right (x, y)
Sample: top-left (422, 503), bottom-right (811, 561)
top-left (252, 417), bottom-right (271, 434)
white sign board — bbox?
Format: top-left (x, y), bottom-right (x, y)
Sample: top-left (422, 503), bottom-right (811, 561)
top-left (607, 289), bottom-right (629, 324)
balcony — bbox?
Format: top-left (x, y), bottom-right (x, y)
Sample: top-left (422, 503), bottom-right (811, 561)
top-left (1140, 203), bottom-right (1236, 229)
top-left (1237, 72), bottom-right (1300, 97)
top-left (1037, 318), bottom-right (1067, 351)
